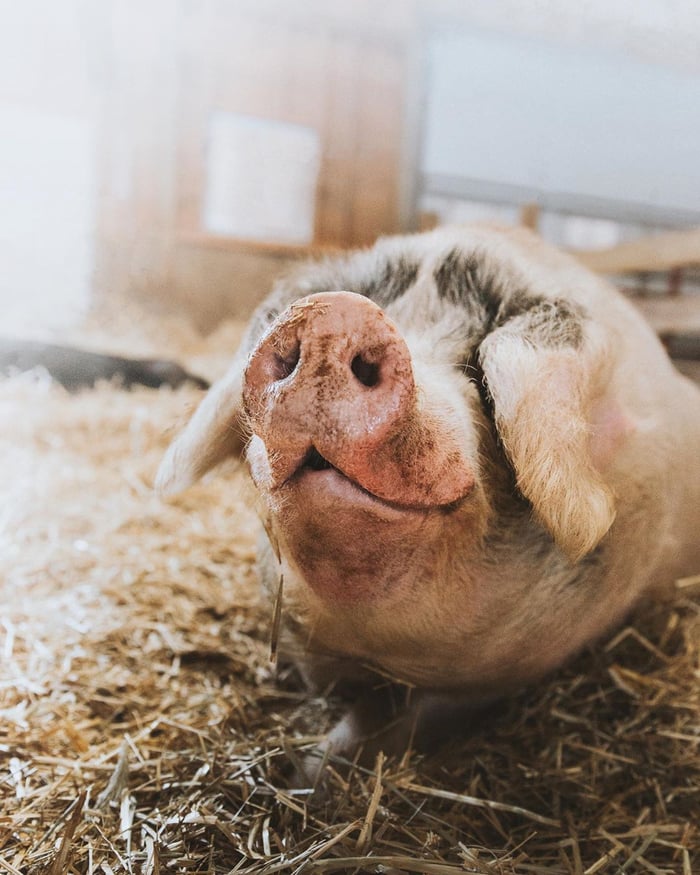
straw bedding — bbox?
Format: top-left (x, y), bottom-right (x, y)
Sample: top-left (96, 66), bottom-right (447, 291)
top-left (1, 311), bottom-right (698, 875)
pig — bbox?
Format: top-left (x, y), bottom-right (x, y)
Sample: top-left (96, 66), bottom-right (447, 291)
top-left (157, 225), bottom-right (700, 770)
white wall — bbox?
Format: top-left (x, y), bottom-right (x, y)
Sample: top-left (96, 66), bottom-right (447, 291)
top-left (0, 1), bottom-right (97, 334)
top-left (421, 28), bottom-right (700, 223)
top-left (0, 107), bottom-right (96, 332)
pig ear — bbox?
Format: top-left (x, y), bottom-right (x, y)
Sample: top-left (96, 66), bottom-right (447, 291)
top-left (155, 294), bottom-right (294, 495)
top-left (478, 316), bottom-right (617, 562)
top-left (155, 358), bottom-right (247, 495)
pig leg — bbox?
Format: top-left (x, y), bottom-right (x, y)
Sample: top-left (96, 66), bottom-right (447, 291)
top-left (298, 684), bottom-right (490, 786)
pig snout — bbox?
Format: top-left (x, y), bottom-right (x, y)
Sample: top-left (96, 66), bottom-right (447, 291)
top-left (243, 292), bottom-right (474, 509)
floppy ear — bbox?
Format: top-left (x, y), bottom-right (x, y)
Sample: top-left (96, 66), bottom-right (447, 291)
top-left (155, 279), bottom-right (308, 495)
top-left (478, 314), bottom-right (618, 562)
top-left (155, 352), bottom-right (248, 495)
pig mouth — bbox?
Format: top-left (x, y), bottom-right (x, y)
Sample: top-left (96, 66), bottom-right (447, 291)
top-left (286, 446), bottom-right (462, 515)
top-left (299, 446), bottom-right (335, 474)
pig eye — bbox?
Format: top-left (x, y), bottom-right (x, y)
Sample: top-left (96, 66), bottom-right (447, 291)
top-left (351, 354), bottom-right (380, 387)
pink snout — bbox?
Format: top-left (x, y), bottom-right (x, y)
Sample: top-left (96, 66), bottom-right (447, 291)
top-left (243, 292), bottom-right (474, 509)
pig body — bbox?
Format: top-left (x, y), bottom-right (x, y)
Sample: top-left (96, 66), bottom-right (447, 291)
top-left (158, 226), bottom-right (700, 758)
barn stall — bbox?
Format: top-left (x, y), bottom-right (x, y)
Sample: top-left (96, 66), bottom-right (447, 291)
top-left (1, 2), bottom-right (699, 872)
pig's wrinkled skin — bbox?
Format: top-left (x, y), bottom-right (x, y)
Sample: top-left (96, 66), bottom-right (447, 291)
top-left (157, 226), bottom-right (700, 770)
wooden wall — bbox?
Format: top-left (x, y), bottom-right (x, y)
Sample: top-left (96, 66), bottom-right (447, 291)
top-left (92, 0), bottom-right (414, 331)
top-left (6, 2), bottom-right (696, 336)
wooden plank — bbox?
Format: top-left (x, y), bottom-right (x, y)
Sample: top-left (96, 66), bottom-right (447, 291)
top-left (575, 227), bottom-right (700, 274)
top-left (93, 0), bottom-right (180, 303)
top-left (350, 40), bottom-right (405, 245)
top-left (178, 231), bottom-right (343, 258)
top-left (631, 296), bottom-right (700, 334)
top-left (519, 203), bottom-right (540, 231)
top-left (314, 35), bottom-right (361, 246)
top-left (659, 331), bottom-right (700, 361)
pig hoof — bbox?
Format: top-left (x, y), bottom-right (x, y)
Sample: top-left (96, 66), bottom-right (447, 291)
top-left (291, 693), bottom-right (420, 790)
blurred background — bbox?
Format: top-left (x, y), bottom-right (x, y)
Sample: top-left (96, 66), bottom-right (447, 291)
top-left (1, 0), bottom-right (699, 337)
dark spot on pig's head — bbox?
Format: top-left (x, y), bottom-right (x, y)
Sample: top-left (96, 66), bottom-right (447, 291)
top-left (433, 248), bottom-right (503, 323)
top-left (494, 289), bottom-right (542, 323)
top-left (263, 249), bottom-right (421, 326)
top-left (510, 298), bottom-right (586, 349)
top-left (434, 248), bottom-right (587, 362)
top-left (354, 256), bottom-right (420, 307)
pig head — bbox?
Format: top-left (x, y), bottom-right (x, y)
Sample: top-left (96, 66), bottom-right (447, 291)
top-left (157, 226), bottom-right (700, 754)
top-left (242, 290), bottom-right (478, 606)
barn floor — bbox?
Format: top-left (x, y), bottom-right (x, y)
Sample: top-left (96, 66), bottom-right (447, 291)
top-left (1, 305), bottom-right (698, 874)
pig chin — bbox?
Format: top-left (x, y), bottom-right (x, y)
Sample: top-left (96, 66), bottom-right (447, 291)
top-left (248, 442), bottom-right (454, 604)
top-left (276, 469), bottom-right (442, 604)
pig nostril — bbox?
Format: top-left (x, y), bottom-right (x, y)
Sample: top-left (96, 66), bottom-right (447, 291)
top-left (272, 344), bottom-right (300, 381)
top-left (351, 354), bottom-right (380, 388)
